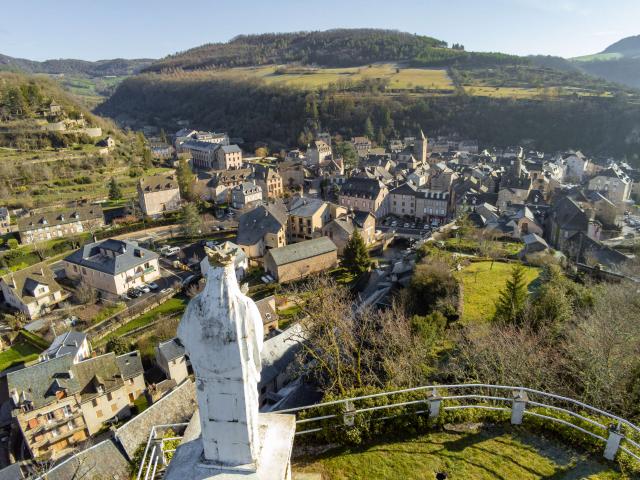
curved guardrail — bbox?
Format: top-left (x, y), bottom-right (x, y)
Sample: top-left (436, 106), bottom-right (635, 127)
top-left (135, 383), bottom-right (640, 479)
top-left (275, 383), bottom-right (640, 463)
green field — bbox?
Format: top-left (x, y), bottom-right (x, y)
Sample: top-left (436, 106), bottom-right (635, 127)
top-left (455, 261), bottom-right (540, 324)
top-left (198, 63), bottom-right (454, 91)
top-left (0, 330), bottom-right (49, 372)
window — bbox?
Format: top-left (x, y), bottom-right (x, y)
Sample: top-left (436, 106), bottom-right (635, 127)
top-left (62, 405), bottom-right (72, 417)
top-left (96, 409), bottom-right (103, 418)
top-left (111, 404), bottom-right (118, 412)
top-left (92, 399), bottom-right (98, 407)
top-left (46, 411), bottom-right (55, 423)
top-left (106, 392), bottom-right (113, 401)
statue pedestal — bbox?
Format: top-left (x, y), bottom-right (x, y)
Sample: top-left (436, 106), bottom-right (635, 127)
top-left (164, 412), bottom-right (296, 480)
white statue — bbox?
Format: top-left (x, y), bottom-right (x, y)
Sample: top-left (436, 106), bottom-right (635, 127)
top-left (177, 248), bottom-right (264, 470)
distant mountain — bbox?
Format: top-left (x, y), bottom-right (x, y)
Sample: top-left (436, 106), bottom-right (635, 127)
top-left (570, 35), bottom-right (640, 88)
top-left (602, 35), bottom-right (640, 58)
top-left (0, 54), bottom-right (155, 77)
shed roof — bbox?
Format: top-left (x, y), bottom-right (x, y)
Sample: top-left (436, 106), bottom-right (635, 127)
top-left (267, 237), bottom-right (337, 267)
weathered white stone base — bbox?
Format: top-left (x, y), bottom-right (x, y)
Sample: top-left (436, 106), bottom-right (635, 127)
top-left (164, 411), bottom-right (296, 480)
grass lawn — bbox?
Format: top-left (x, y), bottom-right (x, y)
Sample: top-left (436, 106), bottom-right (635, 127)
top-left (0, 331), bottom-right (49, 372)
top-left (455, 261), bottom-right (540, 324)
top-left (98, 296), bottom-right (188, 345)
top-left (293, 426), bottom-right (622, 480)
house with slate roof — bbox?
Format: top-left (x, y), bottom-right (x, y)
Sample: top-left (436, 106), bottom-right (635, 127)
top-left (231, 182), bottom-right (263, 209)
top-left (253, 164), bottom-right (284, 200)
top-left (545, 196), bottom-right (601, 251)
top-left (5, 350), bottom-right (144, 459)
top-left (156, 337), bottom-right (189, 385)
top-left (137, 171), bottom-right (182, 217)
top-left (588, 164), bottom-right (633, 205)
top-left (39, 330), bottom-right (90, 364)
top-left (322, 211), bottom-right (376, 255)
top-left (236, 202), bottom-right (288, 258)
top-left (338, 177), bottom-right (389, 217)
top-left (63, 239), bottom-right (160, 298)
top-left (287, 196), bottom-right (345, 243)
top-left (0, 262), bottom-right (66, 320)
top-left (264, 237), bottom-right (337, 283)
top-left (17, 206), bottom-right (104, 246)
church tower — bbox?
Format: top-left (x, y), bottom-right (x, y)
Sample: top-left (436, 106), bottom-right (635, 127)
top-left (414, 129), bottom-right (428, 163)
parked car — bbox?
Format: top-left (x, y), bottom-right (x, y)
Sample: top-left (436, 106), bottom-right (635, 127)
top-left (162, 246), bottom-right (181, 257)
top-left (147, 282), bottom-right (159, 291)
top-left (139, 285), bottom-right (151, 294)
top-left (127, 288), bottom-right (142, 298)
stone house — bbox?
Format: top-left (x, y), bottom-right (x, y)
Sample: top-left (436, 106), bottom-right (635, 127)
top-left (194, 168), bottom-right (253, 203)
top-left (231, 182), bottom-right (263, 209)
top-left (236, 203), bottom-right (288, 258)
top-left (174, 130), bottom-right (228, 151)
top-left (180, 140), bottom-right (242, 170)
top-left (252, 164), bottom-right (284, 200)
top-left (338, 177), bottom-right (389, 217)
top-left (287, 196), bottom-right (345, 243)
top-left (416, 189), bottom-right (450, 225)
top-left (588, 165), bottom-right (632, 205)
top-left (40, 330), bottom-right (91, 364)
top-left (137, 172), bottom-right (182, 217)
top-left (63, 239), bottom-right (160, 298)
top-left (255, 295), bottom-right (279, 335)
top-left (278, 160), bottom-right (307, 189)
top-left (322, 211), bottom-right (376, 255)
top-left (6, 351), bottom-right (144, 459)
top-left (0, 207), bottom-right (11, 234)
top-left (0, 262), bottom-right (65, 320)
top-left (351, 136), bottom-right (372, 157)
top-left (17, 206), bottom-right (104, 245)
top-left (389, 183), bottom-right (418, 217)
top-left (156, 338), bottom-right (190, 385)
top-left (306, 140), bottom-right (332, 167)
top-left (264, 237), bottom-right (338, 283)
top-left (545, 196), bottom-right (601, 251)
top-left (563, 151), bottom-right (590, 182)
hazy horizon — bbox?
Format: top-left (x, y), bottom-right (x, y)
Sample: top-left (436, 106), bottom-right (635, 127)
top-left (1, 0), bottom-right (639, 62)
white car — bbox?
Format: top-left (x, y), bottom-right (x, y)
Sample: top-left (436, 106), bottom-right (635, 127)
top-left (139, 285), bottom-right (151, 294)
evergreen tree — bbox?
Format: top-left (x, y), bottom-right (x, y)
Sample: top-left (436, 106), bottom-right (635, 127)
top-left (181, 203), bottom-right (202, 238)
top-left (108, 177), bottom-right (122, 200)
top-left (142, 148), bottom-right (153, 169)
top-left (342, 229), bottom-right (372, 277)
top-left (160, 128), bottom-right (168, 144)
top-left (494, 263), bottom-right (529, 324)
top-left (176, 156), bottom-right (194, 201)
top-left (364, 116), bottom-right (374, 138)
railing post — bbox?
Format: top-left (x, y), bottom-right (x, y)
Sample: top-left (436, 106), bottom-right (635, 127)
top-left (604, 423), bottom-right (623, 461)
top-left (511, 389), bottom-right (528, 425)
top-left (427, 388), bottom-right (442, 418)
top-left (343, 400), bottom-right (355, 427)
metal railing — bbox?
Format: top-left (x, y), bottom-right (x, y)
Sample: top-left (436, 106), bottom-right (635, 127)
top-left (135, 383), bottom-right (640, 479)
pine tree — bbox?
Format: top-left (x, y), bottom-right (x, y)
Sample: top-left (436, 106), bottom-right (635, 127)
top-left (494, 263), bottom-right (528, 324)
top-left (342, 229), bottom-right (372, 277)
top-left (142, 148), bottom-right (153, 169)
top-left (176, 157), bottom-right (193, 201)
top-left (181, 203), bottom-right (202, 238)
top-left (108, 177), bottom-right (122, 200)
top-left (364, 117), bottom-right (374, 139)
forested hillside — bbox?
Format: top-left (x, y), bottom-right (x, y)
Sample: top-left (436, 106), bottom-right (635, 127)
top-left (99, 72), bottom-right (640, 160)
top-left (0, 54), bottom-right (154, 76)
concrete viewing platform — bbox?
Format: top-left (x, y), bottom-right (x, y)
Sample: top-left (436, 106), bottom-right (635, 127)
top-left (164, 410), bottom-right (296, 480)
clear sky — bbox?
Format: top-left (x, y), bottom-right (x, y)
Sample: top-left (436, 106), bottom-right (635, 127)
top-left (2, 0), bottom-right (639, 61)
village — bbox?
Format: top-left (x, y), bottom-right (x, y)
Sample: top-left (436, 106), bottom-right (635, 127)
top-left (0, 122), bottom-right (638, 477)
